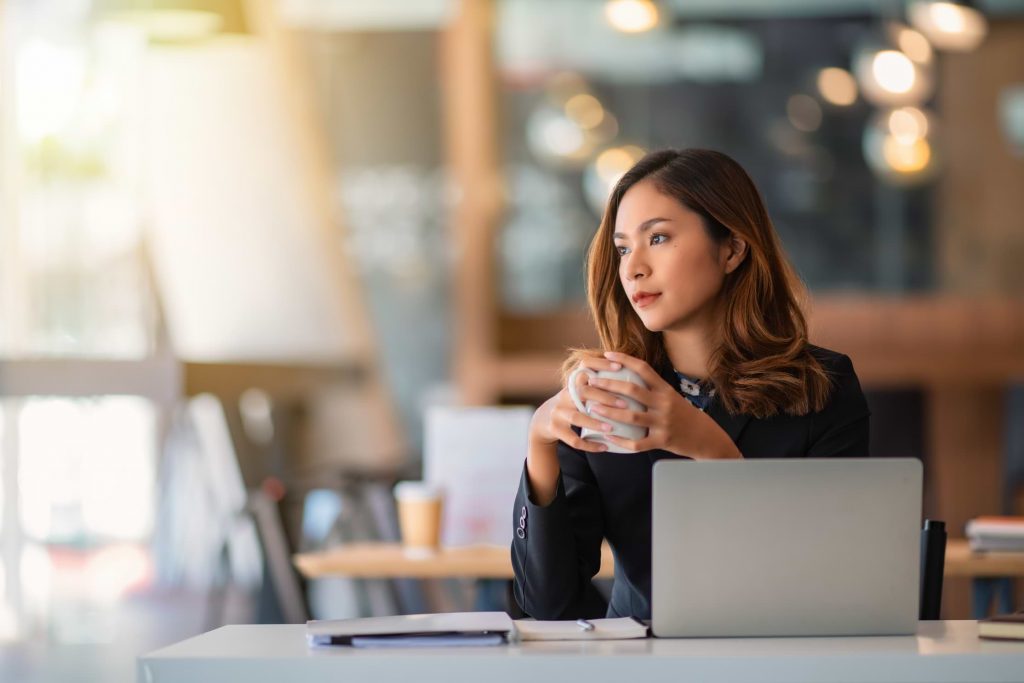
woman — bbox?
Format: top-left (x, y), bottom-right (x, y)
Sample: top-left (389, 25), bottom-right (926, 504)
top-left (510, 148), bottom-right (870, 620)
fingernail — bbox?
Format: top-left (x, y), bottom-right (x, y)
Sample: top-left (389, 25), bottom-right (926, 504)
top-left (601, 422), bottom-right (613, 432)
top-left (609, 362), bottom-right (621, 370)
top-left (604, 352), bottom-right (617, 358)
top-left (616, 399), bottom-right (627, 408)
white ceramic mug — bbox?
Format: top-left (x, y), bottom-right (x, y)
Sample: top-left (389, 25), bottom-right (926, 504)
top-left (567, 364), bottom-right (648, 453)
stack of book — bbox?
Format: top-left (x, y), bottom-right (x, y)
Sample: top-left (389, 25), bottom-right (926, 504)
top-left (979, 611), bottom-right (1024, 641)
top-left (965, 516), bottom-right (1024, 552)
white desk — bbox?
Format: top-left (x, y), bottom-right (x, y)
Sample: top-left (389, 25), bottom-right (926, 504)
top-left (139, 621), bottom-right (1024, 683)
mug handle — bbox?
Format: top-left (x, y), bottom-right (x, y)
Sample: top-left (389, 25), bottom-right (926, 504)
top-left (566, 365), bottom-right (597, 414)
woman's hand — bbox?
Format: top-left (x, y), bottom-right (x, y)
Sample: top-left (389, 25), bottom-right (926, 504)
top-left (586, 351), bottom-right (743, 460)
top-left (529, 355), bottom-right (633, 453)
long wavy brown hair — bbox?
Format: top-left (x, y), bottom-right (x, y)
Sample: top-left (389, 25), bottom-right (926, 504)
top-left (563, 148), bottom-right (832, 418)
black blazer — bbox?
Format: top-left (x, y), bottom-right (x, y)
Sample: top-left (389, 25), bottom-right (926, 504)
top-left (510, 345), bottom-right (870, 620)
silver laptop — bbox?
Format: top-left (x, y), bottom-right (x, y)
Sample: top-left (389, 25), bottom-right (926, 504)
top-left (651, 458), bottom-right (922, 637)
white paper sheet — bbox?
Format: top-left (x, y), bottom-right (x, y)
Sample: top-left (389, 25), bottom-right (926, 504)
top-left (513, 617), bottom-right (648, 641)
top-left (423, 406), bottom-right (533, 547)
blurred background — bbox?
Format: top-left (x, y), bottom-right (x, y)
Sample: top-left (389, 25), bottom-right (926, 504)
top-left (0, 0), bottom-right (1023, 680)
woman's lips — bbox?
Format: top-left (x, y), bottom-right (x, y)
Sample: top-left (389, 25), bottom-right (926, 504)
top-left (634, 293), bottom-right (661, 308)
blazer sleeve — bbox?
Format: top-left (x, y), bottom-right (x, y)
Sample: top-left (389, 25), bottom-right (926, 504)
top-left (510, 439), bottom-right (607, 620)
top-left (807, 352), bottom-right (871, 458)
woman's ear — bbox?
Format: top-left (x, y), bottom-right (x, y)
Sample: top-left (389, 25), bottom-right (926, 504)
top-left (722, 236), bottom-right (748, 274)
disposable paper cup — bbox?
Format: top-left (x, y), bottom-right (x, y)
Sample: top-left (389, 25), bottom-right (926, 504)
top-left (393, 481), bottom-right (444, 557)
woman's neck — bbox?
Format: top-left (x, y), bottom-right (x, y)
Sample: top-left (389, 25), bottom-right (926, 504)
top-left (661, 323), bottom-right (717, 380)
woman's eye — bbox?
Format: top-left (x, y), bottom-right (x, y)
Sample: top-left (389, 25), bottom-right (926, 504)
top-left (650, 233), bottom-right (667, 245)
top-left (615, 245), bottom-right (629, 256)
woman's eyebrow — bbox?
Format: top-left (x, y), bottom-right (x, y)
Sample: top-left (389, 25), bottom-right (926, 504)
top-left (613, 217), bottom-right (671, 240)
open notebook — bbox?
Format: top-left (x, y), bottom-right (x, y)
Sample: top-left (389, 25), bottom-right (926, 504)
top-left (513, 617), bottom-right (648, 641)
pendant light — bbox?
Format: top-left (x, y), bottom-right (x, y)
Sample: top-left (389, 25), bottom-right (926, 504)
top-left (603, 0), bottom-right (660, 34)
top-left (851, 22), bottom-right (934, 107)
top-left (907, 0), bottom-right (988, 52)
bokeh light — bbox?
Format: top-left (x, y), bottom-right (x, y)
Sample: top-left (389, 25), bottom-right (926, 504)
top-left (817, 67), bottom-right (858, 106)
top-left (604, 0), bottom-right (660, 34)
top-left (908, 1), bottom-right (988, 52)
top-left (853, 39), bottom-right (934, 106)
top-left (787, 94), bottom-right (823, 132)
top-left (892, 24), bottom-right (933, 64)
top-left (583, 144), bottom-right (646, 215)
top-left (873, 50), bottom-right (915, 94)
top-left (863, 106), bottom-right (939, 185)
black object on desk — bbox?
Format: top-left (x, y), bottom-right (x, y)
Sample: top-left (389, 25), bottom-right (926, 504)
top-left (919, 519), bottom-right (946, 620)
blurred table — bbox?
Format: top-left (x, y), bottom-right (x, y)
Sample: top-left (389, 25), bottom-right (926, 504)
top-left (294, 540), bottom-right (1024, 619)
top-left (944, 539), bottom-right (1024, 618)
top-left (944, 539), bottom-right (1024, 578)
top-left (294, 542), bottom-right (615, 580)
top-left (296, 540), bottom-right (1024, 582)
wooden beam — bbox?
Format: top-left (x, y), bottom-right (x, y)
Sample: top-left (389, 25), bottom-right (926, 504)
top-left (936, 20), bottom-right (1024, 295)
top-left (183, 361), bottom-right (362, 401)
top-left (441, 0), bottom-right (504, 405)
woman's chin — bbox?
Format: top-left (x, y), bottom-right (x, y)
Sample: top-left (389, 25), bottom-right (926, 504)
top-left (637, 313), bottom-right (667, 332)
top-left (639, 309), bottom-right (700, 333)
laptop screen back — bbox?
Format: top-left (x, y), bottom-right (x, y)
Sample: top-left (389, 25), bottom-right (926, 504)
top-left (651, 458), bottom-right (922, 637)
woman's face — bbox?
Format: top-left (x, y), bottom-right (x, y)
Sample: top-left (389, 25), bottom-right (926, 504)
top-left (613, 179), bottom-right (744, 333)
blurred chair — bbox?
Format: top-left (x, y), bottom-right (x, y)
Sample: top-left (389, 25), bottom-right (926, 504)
top-left (247, 483), bottom-right (310, 623)
top-left (157, 393), bottom-right (313, 626)
top-left (303, 477), bottom-right (434, 617)
top-left (153, 394), bottom-right (264, 628)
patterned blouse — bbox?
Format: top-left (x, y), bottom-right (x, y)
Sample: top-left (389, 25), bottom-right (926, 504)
top-left (674, 370), bottom-right (717, 412)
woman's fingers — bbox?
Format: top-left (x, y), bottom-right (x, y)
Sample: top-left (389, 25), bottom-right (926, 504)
top-left (589, 403), bottom-right (654, 427)
top-left (602, 352), bottom-right (666, 389)
top-left (551, 406), bottom-right (612, 452)
top-left (558, 405), bottom-right (614, 435)
top-left (604, 433), bottom-right (649, 452)
top-left (568, 358), bottom-right (620, 393)
top-left (556, 424), bottom-right (609, 452)
top-left (587, 377), bottom-right (653, 406)
top-left (577, 357), bottom-right (623, 373)
top-left (577, 383), bottom-right (629, 408)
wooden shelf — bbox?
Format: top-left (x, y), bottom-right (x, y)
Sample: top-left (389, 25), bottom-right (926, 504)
top-left (488, 297), bottom-right (1024, 398)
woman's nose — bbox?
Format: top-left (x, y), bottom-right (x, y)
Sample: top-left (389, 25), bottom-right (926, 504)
top-left (625, 253), bottom-right (650, 280)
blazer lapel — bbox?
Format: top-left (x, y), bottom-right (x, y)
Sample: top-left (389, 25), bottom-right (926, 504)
top-left (707, 397), bottom-right (752, 445)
